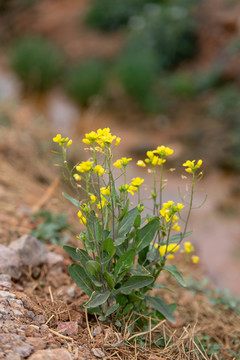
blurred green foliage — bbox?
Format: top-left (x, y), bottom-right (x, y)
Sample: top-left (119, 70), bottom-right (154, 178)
top-left (126, 2), bottom-right (198, 71)
top-left (31, 210), bottom-right (71, 245)
top-left (115, 47), bottom-right (160, 112)
top-left (85, 0), bottom-right (156, 31)
top-left (10, 35), bottom-right (63, 91)
top-left (64, 59), bottom-right (106, 106)
top-left (209, 85), bottom-right (240, 172)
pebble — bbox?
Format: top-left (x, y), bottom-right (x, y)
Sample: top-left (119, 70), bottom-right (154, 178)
top-left (57, 321), bottom-right (78, 336)
top-left (0, 245), bottom-right (22, 279)
top-left (9, 234), bottom-right (48, 266)
top-left (28, 348), bottom-right (73, 360)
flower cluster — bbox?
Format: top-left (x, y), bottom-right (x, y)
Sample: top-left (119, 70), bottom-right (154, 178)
top-left (53, 130), bottom-right (202, 268)
top-left (183, 159), bottom-right (202, 174)
top-left (113, 157), bottom-right (132, 169)
top-left (160, 201), bottom-right (184, 231)
top-left (82, 128), bottom-right (120, 147)
top-left (53, 134), bottom-right (72, 147)
top-left (137, 145), bottom-right (174, 167)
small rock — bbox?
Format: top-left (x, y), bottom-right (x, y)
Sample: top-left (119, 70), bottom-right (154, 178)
top-left (15, 343), bottom-right (34, 358)
top-left (33, 314), bottom-right (45, 324)
top-left (0, 274), bottom-right (11, 281)
top-left (0, 245), bottom-right (22, 279)
top-left (25, 337), bottom-right (46, 350)
top-left (11, 308), bottom-right (23, 317)
top-left (0, 290), bottom-right (16, 299)
top-left (92, 326), bottom-right (102, 337)
top-left (92, 348), bottom-right (105, 358)
top-left (6, 353), bottom-right (21, 360)
top-left (66, 286), bottom-right (75, 298)
top-left (57, 321), bottom-right (78, 336)
top-left (9, 235), bottom-right (48, 266)
top-left (0, 281), bottom-right (12, 289)
top-left (46, 252), bottom-right (64, 266)
top-left (28, 348), bottom-right (72, 360)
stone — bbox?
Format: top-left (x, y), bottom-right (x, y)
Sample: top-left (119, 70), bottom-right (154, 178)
top-left (57, 321), bottom-right (78, 336)
top-left (46, 252), bottom-right (64, 267)
top-left (6, 353), bottom-right (21, 360)
top-left (28, 348), bottom-right (72, 360)
top-left (15, 343), bottom-right (34, 357)
top-left (0, 290), bottom-right (16, 299)
top-left (92, 348), bottom-right (105, 358)
top-left (0, 245), bottom-right (22, 279)
top-left (9, 235), bottom-right (48, 266)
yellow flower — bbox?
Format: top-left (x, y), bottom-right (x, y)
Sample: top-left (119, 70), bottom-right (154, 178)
top-left (73, 174), bottom-right (82, 181)
top-left (113, 159), bottom-right (122, 169)
top-left (82, 131), bottom-right (98, 145)
top-left (159, 243), bottom-right (179, 257)
top-left (101, 187), bottom-right (110, 197)
top-left (154, 145), bottom-right (174, 157)
top-left (172, 214), bottom-right (179, 222)
top-left (76, 161), bottom-right (93, 173)
top-left (121, 157), bottom-right (132, 166)
top-left (137, 160), bottom-right (146, 167)
top-left (158, 158), bottom-right (166, 165)
top-left (168, 254), bottom-right (174, 260)
top-left (90, 194), bottom-right (97, 203)
top-left (115, 137), bottom-right (121, 146)
top-left (184, 241), bottom-right (194, 253)
top-left (53, 134), bottom-right (62, 143)
top-left (183, 159), bottom-right (203, 174)
top-left (127, 185), bottom-right (138, 195)
top-left (152, 155), bottom-right (159, 166)
top-left (172, 222), bottom-right (181, 231)
top-left (94, 165), bottom-right (105, 176)
top-left (192, 255), bottom-right (199, 264)
top-left (131, 177), bottom-right (144, 187)
top-left (154, 243), bottom-right (159, 249)
top-left (113, 157), bottom-right (132, 169)
top-left (159, 245), bottom-right (167, 257)
top-left (177, 203), bottom-right (184, 211)
top-left (67, 139), bottom-right (72, 147)
top-left (77, 210), bottom-right (87, 225)
top-left (53, 134), bottom-right (70, 147)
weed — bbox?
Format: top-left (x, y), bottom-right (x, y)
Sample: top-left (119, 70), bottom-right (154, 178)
top-left (31, 210), bottom-right (71, 245)
top-left (10, 35), bottom-right (63, 91)
top-left (64, 59), bottom-right (106, 106)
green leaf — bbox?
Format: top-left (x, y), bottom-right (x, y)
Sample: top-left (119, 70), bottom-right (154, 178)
top-left (117, 275), bottom-right (154, 294)
top-left (135, 217), bottom-right (159, 253)
top-left (113, 206), bottom-right (139, 246)
top-left (114, 249), bottom-right (136, 281)
top-left (68, 264), bottom-right (93, 297)
top-left (103, 238), bottom-right (115, 259)
top-left (154, 284), bottom-right (174, 292)
top-left (86, 260), bottom-right (101, 276)
top-left (105, 303), bottom-right (119, 316)
top-left (64, 246), bottom-right (91, 265)
top-left (134, 214), bottom-right (141, 228)
top-left (131, 264), bottom-right (151, 277)
top-left (85, 290), bottom-right (111, 309)
top-left (162, 231), bottom-right (193, 245)
top-left (104, 271), bottom-right (115, 290)
top-left (145, 295), bottom-right (175, 323)
top-left (62, 192), bottom-right (80, 208)
top-left (163, 264), bottom-right (186, 287)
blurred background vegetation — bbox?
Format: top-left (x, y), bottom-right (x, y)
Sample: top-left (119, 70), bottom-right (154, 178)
top-left (0, 0), bottom-right (240, 172)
